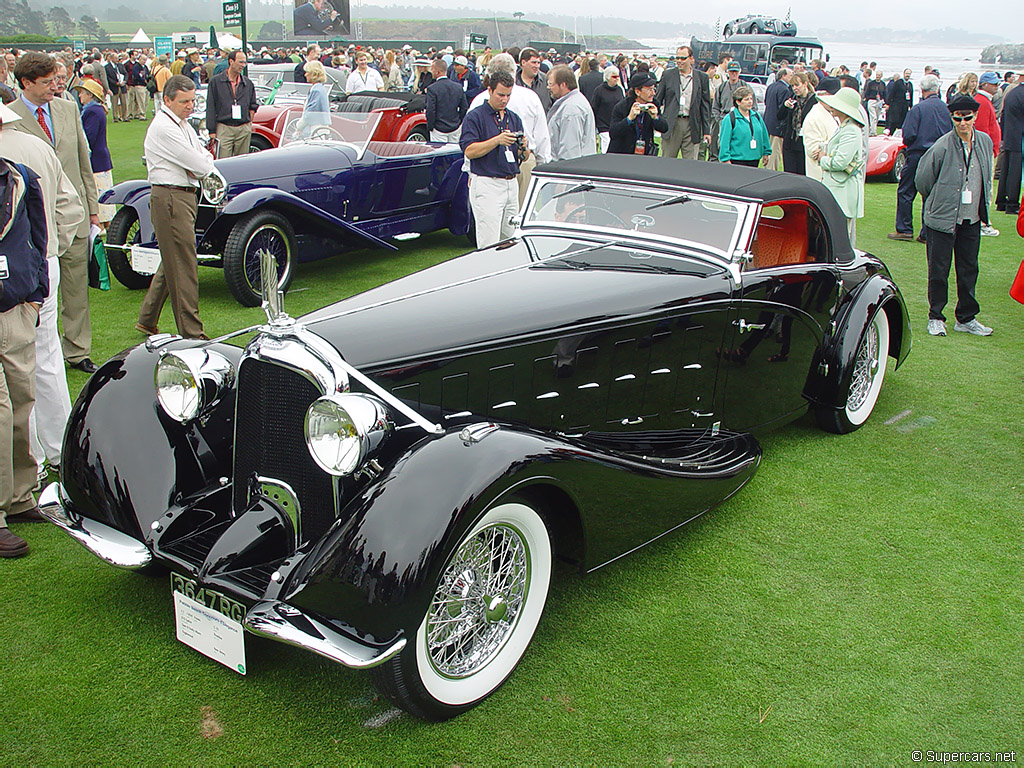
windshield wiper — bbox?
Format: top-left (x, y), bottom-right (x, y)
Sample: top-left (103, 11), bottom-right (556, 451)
top-left (646, 193), bottom-right (691, 211)
top-left (551, 182), bottom-right (595, 200)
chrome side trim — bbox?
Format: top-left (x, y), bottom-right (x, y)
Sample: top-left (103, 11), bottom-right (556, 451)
top-left (38, 483), bottom-right (153, 570)
top-left (338, 357), bottom-right (444, 435)
top-left (243, 600), bottom-right (406, 669)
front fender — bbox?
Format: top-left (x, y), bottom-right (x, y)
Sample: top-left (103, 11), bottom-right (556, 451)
top-left (805, 273), bottom-right (911, 408)
top-left (61, 339), bottom-right (241, 540)
top-left (205, 187), bottom-right (398, 252)
top-left (276, 424), bottom-right (760, 640)
top-left (99, 179), bottom-right (151, 207)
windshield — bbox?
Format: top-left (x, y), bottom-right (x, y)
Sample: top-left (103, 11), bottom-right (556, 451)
top-left (524, 178), bottom-right (746, 256)
top-left (276, 111), bottom-right (382, 156)
top-left (771, 44), bottom-right (823, 68)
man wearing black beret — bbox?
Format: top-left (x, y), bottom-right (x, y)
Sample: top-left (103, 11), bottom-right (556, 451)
top-left (915, 94), bottom-right (994, 338)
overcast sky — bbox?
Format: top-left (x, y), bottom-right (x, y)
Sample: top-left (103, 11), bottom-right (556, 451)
top-left (352, 0), bottom-right (1022, 40)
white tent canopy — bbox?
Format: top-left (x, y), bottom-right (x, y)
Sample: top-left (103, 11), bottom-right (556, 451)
top-left (130, 28), bottom-right (150, 44)
top-left (217, 33), bottom-right (243, 50)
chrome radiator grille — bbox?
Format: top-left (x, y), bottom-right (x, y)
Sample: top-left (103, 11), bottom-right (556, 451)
top-left (233, 357), bottom-right (337, 543)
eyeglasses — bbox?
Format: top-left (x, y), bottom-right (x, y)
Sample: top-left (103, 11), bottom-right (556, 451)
top-left (609, 74), bottom-right (619, 79)
top-left (675, 55), bottom-right (689, 60)
top-left (951, 114), bottom-right (976, 122)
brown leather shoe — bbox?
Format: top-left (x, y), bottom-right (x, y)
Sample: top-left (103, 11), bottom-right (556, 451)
top-left (135, 322), bottom-right (160, 335)
top-left (0, 527), bottom-right (29, 558)
top-left (7, 505), bottom-right (45, 523)
top-left (887, 232), bottom-right (914, 241)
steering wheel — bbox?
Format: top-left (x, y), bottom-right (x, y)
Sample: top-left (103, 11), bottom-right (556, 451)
top-left (576, 206), bottom-right (627, 229)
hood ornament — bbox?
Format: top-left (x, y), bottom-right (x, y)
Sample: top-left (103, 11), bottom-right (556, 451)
top-left (259, 249), bottom-right (294, 329)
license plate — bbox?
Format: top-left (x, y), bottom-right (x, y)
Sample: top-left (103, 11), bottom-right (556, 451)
top-left (130, 245), bottom-right (161, 275)
top-left (170, 574), bottom-right (247, 675)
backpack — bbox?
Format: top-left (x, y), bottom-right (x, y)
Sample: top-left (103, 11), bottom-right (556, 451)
top-left (146, 65), bottom-right (161, 95)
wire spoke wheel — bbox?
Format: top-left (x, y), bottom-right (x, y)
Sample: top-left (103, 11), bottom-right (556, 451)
top-left (223, 210), bottom-right (295, 307)
top-left (371, 500), bottom-right (551, 720)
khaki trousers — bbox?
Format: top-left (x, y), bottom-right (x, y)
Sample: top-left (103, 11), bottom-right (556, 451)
top-left (516, 152), bottom-right (537, 207)
top-left (128, 85), bottom-right (148, 119)
top-left (216, 123), bottom-right (252, 158)
top-left (138, 186), bottom-right (205, 339)
top-left (766, 135), bottom-right (784, 172)
top-left (59, 233), bottom-right (91, 364)
top-left (661, 116), bottom-right (701, 160)
top-left (1, 303), bottom-right (39, 525)
top-left (114, 89), bottom-right (129, 121)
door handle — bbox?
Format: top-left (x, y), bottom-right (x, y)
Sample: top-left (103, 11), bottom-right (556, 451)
top-left (733, 318), bottom-right (767, 333)
top-left (620, 416), bottom-right (644, 425)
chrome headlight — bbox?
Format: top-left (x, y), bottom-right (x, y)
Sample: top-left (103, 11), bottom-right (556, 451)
top-left (194, 91), bottom-right (206, 114)
top-left (201, 167), bottom-right (228, 205)
top-left (877, 152), bottom-right (888, 163)
top-left (155, 348), bottom-right (235, 424)
top-left (304, 394), bottom-right (392, 476)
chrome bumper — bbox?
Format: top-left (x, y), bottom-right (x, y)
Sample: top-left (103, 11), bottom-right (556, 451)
top-left (244, 600), bottom-right (406, 669)
top-left (38, 483), bottom-right (153, 569)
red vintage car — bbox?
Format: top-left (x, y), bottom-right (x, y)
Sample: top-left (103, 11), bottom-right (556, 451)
top-left (192, 90), bottom-right (428, 153)
top-left (248, 91), bottom-right (429, 151)
top-left (867, 129), bottom-right (906, 182)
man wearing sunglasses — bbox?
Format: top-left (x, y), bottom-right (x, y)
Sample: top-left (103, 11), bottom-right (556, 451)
top-left (656, 46), bottom-right (711, 160)
top-left (915, 94), bottom-right (995, 337)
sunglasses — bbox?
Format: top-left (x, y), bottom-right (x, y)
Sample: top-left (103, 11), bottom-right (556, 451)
top-left (951, 114), bottom-right (976, 122)
top-left (675, 55), bottom-right (689, 60)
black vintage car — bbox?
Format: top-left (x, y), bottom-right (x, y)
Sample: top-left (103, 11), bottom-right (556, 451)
top-left (41, 156), bottom-right (910, 721)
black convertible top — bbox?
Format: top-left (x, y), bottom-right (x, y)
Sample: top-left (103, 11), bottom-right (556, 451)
top-left (534, 155), bottom-right (855, 261)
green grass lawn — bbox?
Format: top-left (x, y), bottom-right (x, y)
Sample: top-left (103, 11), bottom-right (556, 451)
top-left (1, 117), bottom-right (1022, 764)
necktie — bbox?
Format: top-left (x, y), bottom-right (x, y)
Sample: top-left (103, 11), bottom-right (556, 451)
top-left (36, 106), bottom-right (53, 143)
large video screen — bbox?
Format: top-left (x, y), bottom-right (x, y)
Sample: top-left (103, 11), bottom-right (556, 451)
top-left (292, 0), bottom-right (350, 37)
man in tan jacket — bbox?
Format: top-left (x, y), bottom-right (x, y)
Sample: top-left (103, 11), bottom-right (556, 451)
top-left (0, 100), bottom-right (84, 477)
top-left (10, 52), bottom-right (100, 373)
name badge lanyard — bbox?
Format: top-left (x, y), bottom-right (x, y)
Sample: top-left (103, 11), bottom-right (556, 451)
top-left (495, 111), bottom-right (515, 166)
top-left (959, 136), bottom-right (974, 206)
top-left (229, 77), bottom-right (242, 120)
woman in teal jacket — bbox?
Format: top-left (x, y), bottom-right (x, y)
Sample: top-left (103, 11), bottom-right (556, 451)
top-left (718, 85), bottom-right (772, 167)
top-left (812, 87), bottom-right (867, 244)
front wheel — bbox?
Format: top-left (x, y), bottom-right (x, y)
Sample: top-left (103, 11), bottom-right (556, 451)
top-left (371, 500), bottom-right (552, 721)
top-left (818, 309), bottom-right (890, 434)
top-left (222, 210), bottom-right (296, 307)
top-left (105, 206), bottom-right (153, 290)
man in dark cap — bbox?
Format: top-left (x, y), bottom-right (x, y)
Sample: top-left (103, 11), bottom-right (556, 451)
top-left (916, 94), bottom-right (994, 337)
top-left (606, 72), bottom-right (667, 155)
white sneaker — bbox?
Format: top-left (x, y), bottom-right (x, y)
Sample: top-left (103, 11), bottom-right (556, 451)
top-left (954, 319), bottom-right (993, 336)
top-left (927, 319), bottom-right (947, 336)
top-left (981, 224), bottom-right (1000, 237)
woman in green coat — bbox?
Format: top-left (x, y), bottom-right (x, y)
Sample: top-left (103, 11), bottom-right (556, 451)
top-left (812, 87), bottom-right (867, 245)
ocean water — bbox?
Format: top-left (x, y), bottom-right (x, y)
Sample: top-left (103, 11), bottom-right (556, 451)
top-left (630, 38), bottom-right (999, 89)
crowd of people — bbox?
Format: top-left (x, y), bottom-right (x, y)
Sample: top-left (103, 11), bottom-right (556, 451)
top-left (0, 40), bottom-right (1022, 559)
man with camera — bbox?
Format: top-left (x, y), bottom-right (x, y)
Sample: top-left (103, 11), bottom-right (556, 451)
top-left (460, 71), bottom-right (531, 248)
top-left (607, 72), bottom-right (668, 155)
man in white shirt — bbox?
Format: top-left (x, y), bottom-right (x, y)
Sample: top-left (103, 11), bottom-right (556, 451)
top-left (345, 52), bottom-right (384, 93)
top-left (468, 53), bottom-right (552, 205)
top-left (137, 75), bottom-right (216, 340)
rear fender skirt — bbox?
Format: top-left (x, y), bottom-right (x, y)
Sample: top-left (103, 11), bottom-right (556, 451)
top-left (208, 188), bottom-right (398, 251)
top-left (805, 274), bottom-right (910, 408)
top-left (61, 339), bottom-right (241, 540)
top-left (275, 425), bottom-right (760, 640)
top-left (441, 162), bottom-right (472, 236)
